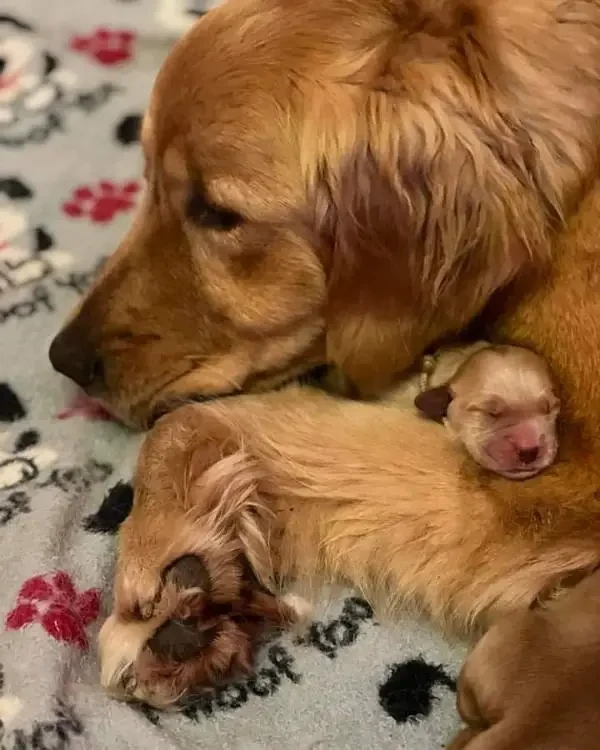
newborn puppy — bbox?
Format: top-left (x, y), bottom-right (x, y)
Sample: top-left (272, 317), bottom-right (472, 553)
top-left (448, 568), bottom-right (600, 749)
top-left (414, 345), bottom-right (560, 480)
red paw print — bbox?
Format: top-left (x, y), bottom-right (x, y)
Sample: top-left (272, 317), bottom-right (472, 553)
top-left (6, 572), bottom-right (100, 651)
top-left (70, 28), bottom-right (135, 66)
top-left (62, 181), bottom-right (140, 223)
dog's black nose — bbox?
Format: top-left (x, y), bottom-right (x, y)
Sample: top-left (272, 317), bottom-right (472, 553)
top-left (48, 330), bottom-right (104, 388)
top-left (518, 446), bottom-right (539, 464)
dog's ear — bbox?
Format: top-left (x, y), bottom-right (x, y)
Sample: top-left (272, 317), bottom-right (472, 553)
top-left (414, 385), bottom-right (453, 423)
top-left (313, 134), bottom-right (548, 397)
top-left (307, 0), bottom-right (555, 397)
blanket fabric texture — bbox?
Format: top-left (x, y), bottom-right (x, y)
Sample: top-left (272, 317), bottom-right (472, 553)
top-left (0, 1), bottom-right (467, 747)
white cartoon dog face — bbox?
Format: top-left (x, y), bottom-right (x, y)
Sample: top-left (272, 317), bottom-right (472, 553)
top-left (0, 430), bottom-right (57, 491)
top-left (0, 35), bottom-right (39, 101)
top-left (0, 15), bottom-right (75, 128)
top-left (0, 177), bottom-right (71, 296)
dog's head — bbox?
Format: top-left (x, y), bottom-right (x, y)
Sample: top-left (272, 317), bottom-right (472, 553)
top-left (49, 0), bottom-right (551, 427)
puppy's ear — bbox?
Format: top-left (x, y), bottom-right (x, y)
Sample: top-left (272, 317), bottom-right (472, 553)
top-left (414, 385), bottom-right (453, 423)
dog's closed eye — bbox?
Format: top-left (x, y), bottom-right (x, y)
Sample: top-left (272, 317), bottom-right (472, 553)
top-left (186, 187), bottom-right (244, 231)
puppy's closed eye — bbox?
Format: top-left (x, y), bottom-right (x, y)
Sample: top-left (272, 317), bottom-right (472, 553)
top-left (468, 397), bottom-right (506, 419)
top-left (539, 394), bottom-right (560, 415)
top-left (186, 188), bottom-right (244, 231)
top-left (483, 398), bottom-right (506, 419)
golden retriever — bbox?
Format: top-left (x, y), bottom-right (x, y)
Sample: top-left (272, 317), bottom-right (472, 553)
top-left (48, 0), bottom-right (600, 427)
top-left (99, 180), bottom-right (600, 707)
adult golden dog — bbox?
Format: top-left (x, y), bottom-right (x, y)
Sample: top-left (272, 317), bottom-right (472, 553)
top-left (46, 0), bottom-right (600, 709)
top-left (98, 180), bottom-right (600, 708)
top-left (49, 0), bottom-right (600, 426)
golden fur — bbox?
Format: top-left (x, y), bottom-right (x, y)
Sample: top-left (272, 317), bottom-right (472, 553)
top-left (49, 0), bottom-right (600, 425)
top-left (99, 181), bottom-right (600, 706)
top-left (40, 0), bottom-right (600, 712)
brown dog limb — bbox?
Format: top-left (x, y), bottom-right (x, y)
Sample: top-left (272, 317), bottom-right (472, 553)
top-left (446, 728), bottom-right (483, 750)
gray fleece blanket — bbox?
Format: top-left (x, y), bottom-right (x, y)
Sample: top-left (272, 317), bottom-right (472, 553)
top-left (0, 1), bottom-right (467, 748)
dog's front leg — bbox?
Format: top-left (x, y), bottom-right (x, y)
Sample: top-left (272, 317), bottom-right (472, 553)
top-left (99, 402), bottom-right (309, 706)
top-left (113, 405), bottom-right (241, 619)
top-left (99, 404), bottom-right (251, 704)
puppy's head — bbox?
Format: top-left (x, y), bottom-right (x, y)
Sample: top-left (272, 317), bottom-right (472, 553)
top-left (49, 0), bottom-right (549, 427)
top-left (416, 346), bottom-right (560, 479)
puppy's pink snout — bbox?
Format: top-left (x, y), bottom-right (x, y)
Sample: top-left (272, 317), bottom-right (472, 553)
top-left (511, 425), bottom-right (544, 465)
top-left (517, 446), bottom-right (540, 464)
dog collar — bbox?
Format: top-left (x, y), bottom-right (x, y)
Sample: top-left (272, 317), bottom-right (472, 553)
top-left (419, 354), bottom-right (438, 393)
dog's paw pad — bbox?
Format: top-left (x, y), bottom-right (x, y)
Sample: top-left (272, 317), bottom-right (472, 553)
top-left (163, 555), bottom-right (211, 592)
top-left (148, 618), bottom-right (215, 662)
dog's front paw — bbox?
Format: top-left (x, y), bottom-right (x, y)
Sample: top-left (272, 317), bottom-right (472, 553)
top-left (114, 556), bottom-right (165, 621)
top-left (98, 613), bottom-right (153, 699)
top-left (113, 517), bottom-right (192, 620)
top-left (101, 554), bottom-right (218, 706)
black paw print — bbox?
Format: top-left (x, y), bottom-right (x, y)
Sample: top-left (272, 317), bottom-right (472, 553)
top-left (115, 114), bottom-right (141, 145)
top-left (379, 657), bottom-right (456, 724)
top-left (83, 480), bottom-right (133, 533)
top-left (0, 384), bottom-right (26, 422)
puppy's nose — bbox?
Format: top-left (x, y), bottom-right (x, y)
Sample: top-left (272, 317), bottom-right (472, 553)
top-left (518, 446), bottom-right (540, 464)
top-left (48, 330), bottom-right (104, 388)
